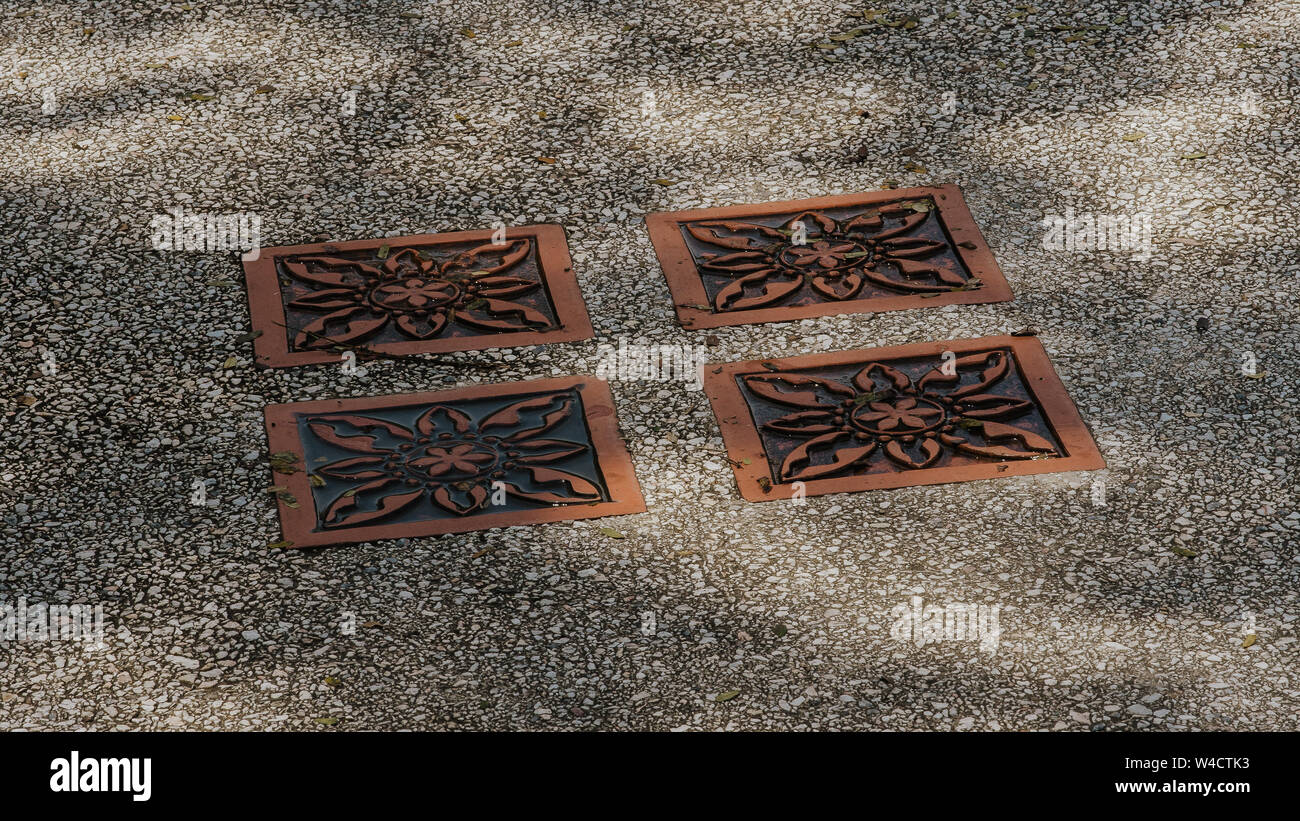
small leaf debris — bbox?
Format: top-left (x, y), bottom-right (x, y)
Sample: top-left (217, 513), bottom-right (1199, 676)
top-left (269, 451), bottom-right (301, 475)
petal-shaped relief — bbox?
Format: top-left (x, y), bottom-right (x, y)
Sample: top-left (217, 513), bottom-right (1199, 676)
top-left (842, 212), bottom-right (884, 235)
top-left (971, 420), bottom-right (1057, 453)
top-left (382, 248), bottom-right (434, 277)
top-left (317, 455), bottom-right (390, 480)
top-left (287, 288), bottom-right (364, 311)
top-left (884, 438), bottom-right (943, 469)
top-left (321, 478), bottom-right (423, 528)
top-left (853, 361), bottom-right (913, 393)
top-left (782, 211), bottom-right (838, 236)
top-left (406, 455), bottom-right (456, 476)
top-left (713, 270), bottom-right (793, 311)
top-left (503, 466), bottom-right (603, 504)
top-left (878, 236), bottom-right (947, 259)
top-left (294, 309), bottom-right (388, 349)
top-left (810, 272), bottom-right (865, 300)
top-left (512, 439), bottom-right (589, 463)
top-left (480, 393), bottom-right (573, 441)
top-left (439, 238), bottom-right (532, 277)
top-left (743, 373), bottom-right (856, 409)
top-left (473, 276), bottom-right (539, 298)
top-left (956, 393), bottom-right (1034, 420)
top-left (394, 311), bottom-right (448, 340)
top-left (939, 428), bottom-right (1053, 460)
top-left (887, 258), bottom-right (967, 286)
top-left (862, 266), bottom-right (954, 293)
top-left (292, 306), bottom-right (364, 348)
top-left (869, 210), bottom-right (929, 241)
top-left (414, 404), bottom-right (473, 435)
top-left (762, 409), bottom-right (840, 436)
top-left (307, 414), bottom-right (415, 453)
top-left (453, 299), bottom-right (553, 332)
top-left (479, 298), bottom-right (552, 326)
top-left (693, 220), bottom-right (786, 239)
top-left (699, 251), bottom-right (777, 275)
top-left (779, 431), bottom-right (876, 481)
top-left (282, 257), bottom-right (381, 288)
top-left (432, 483), bottom-right (490, 515)
top-left (684, 222), bottom-right (763, 251)
top-left (917, 350), bottom-right (1009, 396)
top-left (451, 310), bottom-right (535, 332)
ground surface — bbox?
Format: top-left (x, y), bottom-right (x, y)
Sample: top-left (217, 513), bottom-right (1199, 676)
top-left (2, 0), bottom-right (1297, 730)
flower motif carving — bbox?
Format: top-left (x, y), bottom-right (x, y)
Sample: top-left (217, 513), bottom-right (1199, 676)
top-left (304, 391), bottom-right (605, 529)
top-left (684, 202), bottom-right (975, 312)
top-left (282, 239), bottom-right (555, 349)
top-left (742, 350), bottom-right (1060, 482)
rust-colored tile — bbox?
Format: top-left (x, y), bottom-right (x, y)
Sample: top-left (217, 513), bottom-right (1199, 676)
top-left (244, 225), bottom-right (592, 367)
top-left (646, 185), bottom-right (1012, 329)
top-left (263, 376), bottom-right (644, 547)
top-left (704, 336), bottom-right (1103, 501)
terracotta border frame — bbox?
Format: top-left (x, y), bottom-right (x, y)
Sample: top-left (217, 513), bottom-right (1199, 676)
top-left (704, 335), bottom-right (1104, 501)
top-left (244, 225), bottom-right (594, 368)
top-left (645, 185), bottom-right (1013, 329)
top-left (263, 376), bottom-right (645, 547)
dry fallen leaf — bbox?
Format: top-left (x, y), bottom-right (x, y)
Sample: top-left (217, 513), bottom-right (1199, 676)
top-left (269, 451), bottom-right (300, 475)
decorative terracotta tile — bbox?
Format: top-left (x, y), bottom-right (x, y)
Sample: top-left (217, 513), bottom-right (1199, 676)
top-left (645, 185), bottom-right (1013, 329)
top-left (263, 376), bottom-right (644, 547)
top-left (244, 225), bottom-right (592, 367)
top-left (704, 336), bottom-right (1103, 501)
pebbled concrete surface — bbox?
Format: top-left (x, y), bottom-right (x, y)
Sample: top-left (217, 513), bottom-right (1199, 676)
top-left (1, 0), bottom-right (1297, 730)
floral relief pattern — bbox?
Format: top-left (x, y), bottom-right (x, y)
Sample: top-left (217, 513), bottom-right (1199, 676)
top-left (281, 239), bottom-right (556, 350)
top-left (743, 350), bottom-right (1060, 483)
top-left (303, 391), bottom-right (605, 529)
top-left (684, 201), bottom-right (974, 312)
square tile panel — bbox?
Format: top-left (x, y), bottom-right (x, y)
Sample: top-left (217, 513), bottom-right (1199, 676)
top-left (244, 225), bottom-right (592, 367)
top-left (646, 185), bottom-right (1013, 329)
top-left (263, 376), bottom-right (644, 547)
top-left (704, 336), bottom-right (1104, 501)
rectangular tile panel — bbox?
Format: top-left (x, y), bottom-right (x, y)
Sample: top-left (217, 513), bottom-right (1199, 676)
top-left (264, 376), bottom-right (644, 547)
top-left (704, 336), bottom-right (1103, 501)
top-left (646, 186), bottom-right (1012, 329)
top-left (245, 225), bottom-right (592, 367)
